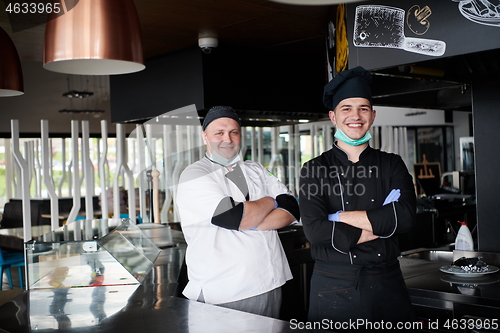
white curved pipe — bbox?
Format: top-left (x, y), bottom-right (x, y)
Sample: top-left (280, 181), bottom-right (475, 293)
top-left (310, 125), bottom-right (316, 158)
top-left (145, 123), bottom-right (157, 222)
top-left (251, 127), bottom-right (256, 161)
top-left (268, 127), bottom-right (284, 182)
top-left (25, 142), bottom-right (34, 196)
top-left (161, 124), bottom-right (174, 222)
top-left (198, 127), bottom-right (204, 160)
top-left (124, 133), bottom-right (136, 224)
top-left (33, 140), bottom-right (42, 197)
top-left (41, 120), bottom-right (60, 230)
top-left (136, 124), bottom-right (148, 223)
top-left (171, 125), bottom-right (186, 222)
top-left (11, 120), bottom-right (31, 242)
top-left (240, 126), bottom-right (246, 159)
top-left (322, 125), bottom-right (328, 153)
top-left (288, 125), bottom-right (295, 196)
top-left (98, 120), bottom-right (109, 218)
top-left (66, 121), bottom-right (81, 225)
top-left (294, 124), bottom-right (300, 196)
top-left (187, 125), bottom-right (194, 165)
top-left (114, 124), bottom-right (136, 223)
top-left (393, 127), bottom-right (399, 156)
top-left (82, 121), bottom-right (94, 219)
top-left (152, 169), bottom-right (160, 224)
top-left (257, 127), bottom-right (263, 164)
top-left (268, 127), bottom-right (278, 171)
top-left (12, 144), bottom-right (22, 198)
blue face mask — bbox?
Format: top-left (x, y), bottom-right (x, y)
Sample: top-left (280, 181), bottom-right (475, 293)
top-left (334, 128), bottom-right (371, 146)
top-left (207, 149), bottom-right (241, 167)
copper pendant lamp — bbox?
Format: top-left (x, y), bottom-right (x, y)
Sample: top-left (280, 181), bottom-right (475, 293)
top-left (43, 0), bottom-right (145, 75)
top-left (0, 27), bottom-right (24, 97)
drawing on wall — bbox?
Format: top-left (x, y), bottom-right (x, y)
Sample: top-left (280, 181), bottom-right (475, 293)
top-left (453, 0), bottom-right (500, 27)
top-left (353, 5), bottom-right (446, 56)
top-left (407, 5), bottom-right (432, 35)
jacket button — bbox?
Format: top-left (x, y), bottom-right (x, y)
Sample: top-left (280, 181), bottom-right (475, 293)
top-left (345, 201), bottom-right (349, 205)
top-left (353, 255), bottom-right (357, 258)
top-left (371, 198), bottom-right (375, 202)
top-left (377, 253), bottom-right (381, 256)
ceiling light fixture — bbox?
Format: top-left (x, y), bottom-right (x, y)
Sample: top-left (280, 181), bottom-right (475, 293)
top-left (405, 111), bottom-right (427, 117)
top-left (269, 0), bottom-right (361, 5)
top-left (59, 109), bottom-right (105, 114)
top-left (0, 27), bottom-right (24, 97)
top-left (43, 0), bottom-right (145, 75)
top-left (62, 90), bottom-right (94, 99)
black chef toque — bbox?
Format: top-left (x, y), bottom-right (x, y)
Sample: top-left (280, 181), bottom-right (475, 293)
top-left (323, 66), bottom-right (373, 110)
top-left (202, 106), bottom-right (241, 130)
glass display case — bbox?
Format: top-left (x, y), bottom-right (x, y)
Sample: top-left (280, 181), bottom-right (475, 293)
top-left (25, 218), bottom-right (161, 290)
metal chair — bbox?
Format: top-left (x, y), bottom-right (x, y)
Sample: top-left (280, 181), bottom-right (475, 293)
top-left (0, 249), bottom-right (25, 290)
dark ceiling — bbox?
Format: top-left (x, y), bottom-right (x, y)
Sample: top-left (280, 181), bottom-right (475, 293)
top-left (0, 0), bottom-right (332, 62)
top-left (1, 0), bottom-right (498, 115)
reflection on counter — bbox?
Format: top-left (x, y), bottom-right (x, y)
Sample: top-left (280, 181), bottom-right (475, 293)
top-left (25, 219), bottom-right (160, 290)
top-left (0, 238), bottom-right (319, 333)
top-left (440, 274), bottom-right (500, 296)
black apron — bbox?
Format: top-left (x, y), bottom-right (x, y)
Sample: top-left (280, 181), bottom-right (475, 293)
top-left (308, 260), bottom-right (417, 331)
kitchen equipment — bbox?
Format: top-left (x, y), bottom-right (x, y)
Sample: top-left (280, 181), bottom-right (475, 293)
top-left (440, 274), bottom-right (500, 285)
top-left (353, 5), bottom-right (446, 56)
top-left (455, 221), bottom-right (474, 251)
top-left (439, 264), bottom-right (499, 277)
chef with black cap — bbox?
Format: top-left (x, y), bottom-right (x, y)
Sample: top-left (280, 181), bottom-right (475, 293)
top-left (176, 106), bottom-right (299, 318)
top-left (299, 67), bottom-right (417, 327)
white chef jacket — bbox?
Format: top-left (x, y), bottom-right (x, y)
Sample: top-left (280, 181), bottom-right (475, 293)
top-left (176, 157), bottom-right (293, 305)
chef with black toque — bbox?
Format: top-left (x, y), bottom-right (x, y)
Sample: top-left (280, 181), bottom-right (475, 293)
top-left (299, 67), bottom-right (418, 328)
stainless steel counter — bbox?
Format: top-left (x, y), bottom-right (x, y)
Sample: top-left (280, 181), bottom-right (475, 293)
top-left (399, 250), bottom-right (500, 327)
top-left (0, 241), bottom-right (322, 333)
top-left (4, 226), bottom-right (499, 332)
top-left (0, 288), bottom-right (315, 333)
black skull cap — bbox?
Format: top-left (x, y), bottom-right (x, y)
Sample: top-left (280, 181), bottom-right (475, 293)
top-left (202, 106), bottom-right (241, 130)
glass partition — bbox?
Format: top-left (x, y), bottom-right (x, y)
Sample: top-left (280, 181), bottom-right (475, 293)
top-left (25, 218), bottom-right (161, 290)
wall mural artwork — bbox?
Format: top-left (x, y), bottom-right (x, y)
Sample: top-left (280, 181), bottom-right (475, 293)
top-left (353, 5), bottom-right (446, 56)
top-left (406, 5), bottom-right (432, 35)
top-left (453, 0), bottom-right (500, 27)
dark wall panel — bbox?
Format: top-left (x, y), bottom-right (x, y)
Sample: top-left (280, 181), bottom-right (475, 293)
top-left (110, 48), bottom-right (205, 123)
top-left (202, 47), bottom-right (325, 114)
top-left (472, 76), bottom-right (500, 252)
top-left (110, 46), bottom-right (326, 124)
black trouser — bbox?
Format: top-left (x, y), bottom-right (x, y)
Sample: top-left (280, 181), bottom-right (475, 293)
top-left (308, 260), bottom-right (417, 331)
